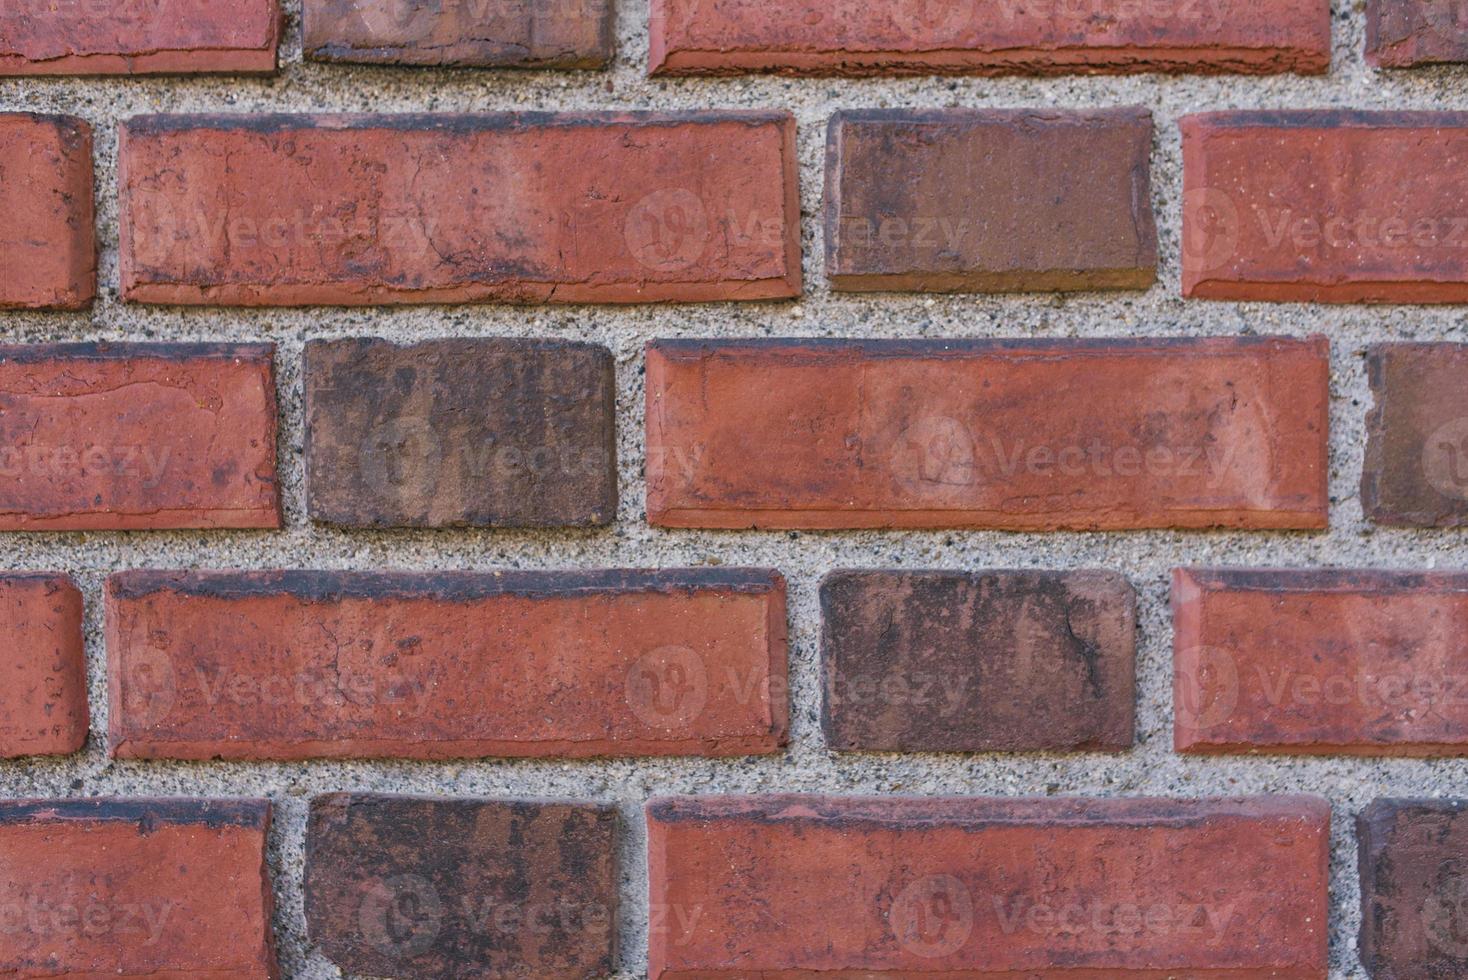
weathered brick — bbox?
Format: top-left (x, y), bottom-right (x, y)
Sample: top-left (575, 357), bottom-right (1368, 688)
top-left (1175, 568), bottom-right (1468, 755)
top-left (305, 338), bottom-right (617, 528)
top-left (0, 344), bottom-right (280, 530)
top-left (0, 0), bottom-right (281, 74)
top-left (825, 108), bottom-right (1157, 293)
top-left (645, 337), bottom-right (1329, 531)
top-left (0, 798), bottom-right (276, 978)
top-left (0, 114), bottom-right (94, 310)
top-left (647, 795), bottom-right (1330, 977)
top-left (1358, 798), bottom-right (1468, 978)
top-left (1368, 0), bottom-right (1468, 66)
top-left (107, 569), bottom-right (788, 760)
top-left (118, 113), bottom-right (800, 306)
top-left (1364, 343), bottom-right (1468, 527)
top-left (649, 0), bottom-right (1330, 75)
top-left (820, 570), bottom-right (1136, 752)
top-left (1182, 111), bottom-right (1468, 302)
top-left (304, 0), bottom-right (614, 68)
top-left (307, 795), bottom-right (617, 978)
top-left (0, 574), bottom-right (86, 758)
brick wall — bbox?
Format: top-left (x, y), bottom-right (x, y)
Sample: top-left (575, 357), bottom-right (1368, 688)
top-left (1, 0), bottom-right (1467, 976)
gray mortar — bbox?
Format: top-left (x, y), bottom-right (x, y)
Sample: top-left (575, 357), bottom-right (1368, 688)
top-left (1, 0), bottom-right (1466, 976)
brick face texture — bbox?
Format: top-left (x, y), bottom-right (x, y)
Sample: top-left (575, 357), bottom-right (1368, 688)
top-left (304, 0), bottom-right (615, 67)
top-left (0, 114), bottom-right (94, 310)
top-left (649, 0), bottom-right (1331, 75)
top-left (306, 795), bottom-right (618, 978)
top-left (0, 0), bottom-right (282, 74)
top-left (1358, 799), bottom-right (1468, 978)
top-left (0, 799), bottom-right (277, 977)
top-left (825, 108), bottom-right (1157, 293)
top-left (1182, 111), bottom-right (1468, 302)
top-left (1174, 569), bottom-right (1468, 756)
top-left (106, 569), bottom-right (788, 760)
top-left (646, 795), bottom-right (1330, 977)
top-left (646, 337), bottom-right (1329, 530)
top-left (304, 338), bottom-right (617, 528)
top-left (1364, 343), bottom-right (1468, 527)
top-left (0, 574), bottom-right (87, 758)
top-left (820, 570), bottom-right (1136, 752)
top-left (0, 344), bottom-right (280, 529)
top-left (1368, 0), bottom-right (1468, 66)
top-left (117, 112), bottom-right (800, 306)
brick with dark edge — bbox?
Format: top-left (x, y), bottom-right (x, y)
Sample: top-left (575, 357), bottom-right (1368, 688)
top-left (0, 114), bottom-right (94, 310)
top-left (0, 573), bottom-right (87, 758)
top-left (1363, 343), bottom-right (1468, 527)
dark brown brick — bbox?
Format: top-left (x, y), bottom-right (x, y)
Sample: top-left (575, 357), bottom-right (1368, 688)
top-left (305, 338), bottom-right (617, 528)
top-left (1363, 343), bottom-right (1468, 527)
top-left (1359, 798), bottom-right (1468, 978)
top-left (307, 794), bottom-right (617, 979)
top-left (820, 570), bottom-right (1135, 752)
top-left (304, 0), bottom-right (614, 68)
top-left (825, 108), bottom-right (1157, 293)
top-left (1368, 0), bottom-right (1468, 66)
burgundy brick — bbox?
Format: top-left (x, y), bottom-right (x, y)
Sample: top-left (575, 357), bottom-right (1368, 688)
top-left (647, 794), bottom-right (1330, 978)
top-left (1368, 0), bottom-right (1468, 66)
top-left (1175, 568), bottom-right (1468, 756)
top-left (1358, 798), bottom-right (1468, 978)
top-left (0, 114), bottom-right (94, 310)
top-left (307, 795), bottom-right (617, 978)
top-left (825, 108), bottom-right (1157, 293)
top-left (304, 0), bottom-right (614, 68)
top-left (0, 0), bottom-right (281, 74)
top-left (305, 338), bottom-right (617, 528)
top-left (646, 337), bottom-right (1329, 531)
top-left (649, 0), bottom-right (1330, 75)
top-left (107, 569), bottom-right (788, 760)
top-left (0, 574), bottom-right (86, 758)
top-left (0, 344), bottom-right (280, 530)
top-left (1182, 111), bottom-right (1468, 303)
top-left (0, 799), bottom-right (276, 978)
top-left (1364, 343), bottom-right (1468, 527)
top-left (118, 113), bottom-right (800, 306)
top-left (820, 570), bottom-right (1136, 752)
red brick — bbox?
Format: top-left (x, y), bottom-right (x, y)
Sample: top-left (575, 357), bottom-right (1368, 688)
top-left (107, 569), bottom-right (788, 760)
top-left (649, 0), bottom-right (1330, 75)
top-left (1358, 798), bottom-right (1468, 977)
top-left (0, 798), bottom-right (277, 978)
top-left (0, 344), bottom-right (280, 530)
top-left (306, 795), bottom-right (618, 978)
top-left (0, 114), bottom-right (94, 310)
top-left (1174, 568), bottom-right (1468, 756)
top-left (0, 0), bottom-right (281, 75)
top-left (0, 574), bottom-right (86, 758)
top-left (1363, 343), bottom-right (1468, 527)
top-left (646, 337), bottom-right (1329, 531)
top-left (304, 0), bottom-right (614, 67)
top-left (821, 570), bottom-right (1136, 752)
top-left (646, 794), bottom-right (1330, 978)
top-left (1368, 0), bottom-right (1468, 66)
top-left (118, 113), bottom-right (800, 306)
top-left (825, 109), bottom-right (1157, 293)
top-left (1182, 111), bottom-right (1468, 303)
